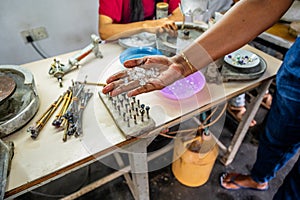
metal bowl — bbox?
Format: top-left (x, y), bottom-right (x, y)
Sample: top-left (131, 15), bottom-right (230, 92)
top-left (156, 22), bottom-right (207, 56)
top-left (0, 65), bottom-right (39, 138)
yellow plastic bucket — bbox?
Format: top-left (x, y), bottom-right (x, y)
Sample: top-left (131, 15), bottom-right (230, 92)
top-left (172, 136), bottom-right (219, 187)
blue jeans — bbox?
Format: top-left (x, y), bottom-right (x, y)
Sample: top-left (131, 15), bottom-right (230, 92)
top-left (250, 36), bottom-right (300, 200)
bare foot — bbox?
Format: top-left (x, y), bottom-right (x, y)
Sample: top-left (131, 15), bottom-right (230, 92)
top-left (227, 105), bottom-right (257, 127)
top-left (220, 173), bottom-right (268, 191)
top-left (261, 93), bottom-right (272, 109)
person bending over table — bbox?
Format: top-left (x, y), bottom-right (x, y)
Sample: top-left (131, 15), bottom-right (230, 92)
top-left (102, 0), bottom-right (300, 199)
top-left (98, 0), bottom-right (183, 41)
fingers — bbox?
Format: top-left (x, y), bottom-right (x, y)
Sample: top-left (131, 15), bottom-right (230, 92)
top-left (103, 80), bottom-right (157, 97)
top-left (102, 82), bottom-right (114, 94)
top-left (103, 70), bottom-right (129, 95)
top-left (124, 56), bottom-right (171, 71)
top-left (163, 21), bottom-right (178, 36)
top-left (156, 18), bottom-right (178, 37)
top-left (124, 57), bottom-right (147, 68)
top-left (105, 70), bottom-right (128, 84)
top-left (124, 56), bottom-right (168, 67)
top-left (160, 18), bottom-right (177, 30)
top-left (167, 21), bottom-right (178, 31)
top-left (102, 80), bottom-right (136, 96)
top-left (102, 78), bottom-right (128, 95)
top-left (165, 28), bottom-right (177, 38)
top-left (110, 79), bottom-right (140, 96)
top-left (103, 75), bottom-right (164, 97)
top-left (127, 82), bottom-right (159, 97)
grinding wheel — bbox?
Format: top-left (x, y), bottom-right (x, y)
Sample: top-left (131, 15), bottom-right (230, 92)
top-left (0, 65), bottom-right (39, 137)
top-left (0, 76), bottom-right (16, 104)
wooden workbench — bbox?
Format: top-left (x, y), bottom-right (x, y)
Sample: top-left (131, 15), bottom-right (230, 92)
top-left (3, 43), bottom-right (282, 200)
top-left (258, 22), bottom-right (297, 49)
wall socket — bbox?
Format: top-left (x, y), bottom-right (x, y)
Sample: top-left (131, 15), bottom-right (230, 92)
top-left (21, 27), bottom-right (48, 43)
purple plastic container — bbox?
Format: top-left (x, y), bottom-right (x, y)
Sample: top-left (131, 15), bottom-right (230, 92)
top-left (160, 71), bottom-right (206, 100)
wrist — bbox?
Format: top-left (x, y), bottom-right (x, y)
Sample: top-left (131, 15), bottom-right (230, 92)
top-left (172, 53), bottom-right (197, 77)
top-left (142, 20), bottom-right (159, 32)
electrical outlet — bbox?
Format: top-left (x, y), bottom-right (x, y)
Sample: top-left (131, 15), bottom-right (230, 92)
top-left (21, 27), bottom-right (48, 43)
top-left (32, 27), bottom-right (48, 41)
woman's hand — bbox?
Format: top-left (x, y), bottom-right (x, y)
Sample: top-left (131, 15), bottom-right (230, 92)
top-left (102, 55), bottom-right (189, 97)
top-left (144, 18), bottom-right (178, 37)
top-left (156, 18), bottom-right (178, 37)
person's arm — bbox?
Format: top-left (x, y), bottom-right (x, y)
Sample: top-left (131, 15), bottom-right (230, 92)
top-left (98, 6), bottom-right (183, 41)
top-left (167, 7), bottom-right (183, 21)
top-left (103, 0), bottom-right (293, 97)
top-left (178, 0), bottom-right (294, 70)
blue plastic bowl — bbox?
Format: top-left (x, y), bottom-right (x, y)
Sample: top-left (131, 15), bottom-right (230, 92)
top-left (119, 47), bottom-right (163, 64)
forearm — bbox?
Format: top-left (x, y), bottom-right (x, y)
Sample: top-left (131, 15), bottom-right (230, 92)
top-left (167, 7), bottom-right (183, 22)
top-left (178, 0), bottom-right (293, 72)
top-left (99, 21), bottom-right (151, 40)
top-left (99, 14), bottom-right (182, 41)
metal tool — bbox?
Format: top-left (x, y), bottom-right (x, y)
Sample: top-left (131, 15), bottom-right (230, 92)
top-left (52, 90), bottom-right (72, 128)
top-left (73, 90), bottom-right (93, 137)
top-left (77, 81), bottom-right (106, 87)
top-left (28, 95), bottom-right (63, 139)
top-left (98, 92), bottom-right (155, 139)
top-left (62, 120), bottom-right (70, 142)
top-left (48, 34), bottom-right (103, 87)
top-left (178, 3), bottom-right (186, 29)
top-left (62, 82), bottom-right (93, 141)
top-left (49, 58), bottom-right (65, 87)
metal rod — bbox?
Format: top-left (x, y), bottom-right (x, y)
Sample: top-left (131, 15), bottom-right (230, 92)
top-left (52, 90), bottom-right (72, 127)
top-left (28, 95), bottom-right (64, 139)
top-left (178, 3), bottom-right (185, 30)
top-left (77, 81), bottom-right (106, 87)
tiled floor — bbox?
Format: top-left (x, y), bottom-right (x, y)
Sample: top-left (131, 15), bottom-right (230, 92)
top-left (16, 101), bottom-right (299, 200)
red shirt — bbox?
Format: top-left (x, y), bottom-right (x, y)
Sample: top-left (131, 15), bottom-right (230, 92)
top-left (99, 0), bottom-right (180, 23)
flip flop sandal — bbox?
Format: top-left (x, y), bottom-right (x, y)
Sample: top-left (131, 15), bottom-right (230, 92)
top-left (219, 172), bottom-right (269, 191)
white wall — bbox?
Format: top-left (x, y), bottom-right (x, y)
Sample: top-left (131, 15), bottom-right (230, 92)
top-left (0, 0), bottom-right (99, 65)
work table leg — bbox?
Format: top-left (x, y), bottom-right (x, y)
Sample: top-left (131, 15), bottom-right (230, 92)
top-left (221, 79), bottom-right (273, 166)
top-left (128, 139), bottom-right (149, 200)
